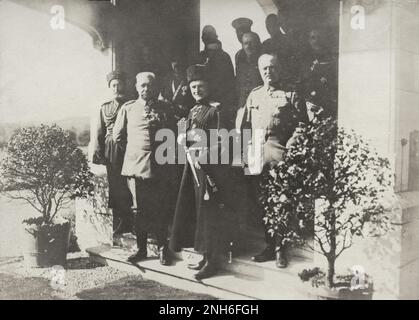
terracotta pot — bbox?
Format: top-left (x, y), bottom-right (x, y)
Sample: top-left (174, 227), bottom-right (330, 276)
top-left (22, 222), bottom-right (71, 268)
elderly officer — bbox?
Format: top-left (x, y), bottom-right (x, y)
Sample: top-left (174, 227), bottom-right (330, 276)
top-left (113, 72), bottom-right (175, 266)
top-left (92, 70), bottom-right (132, 236)
top-left (236, 53), bottom-right (300, 268)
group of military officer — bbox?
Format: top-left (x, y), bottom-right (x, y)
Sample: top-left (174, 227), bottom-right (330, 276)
top-left (91, 12), bottom-right (337, 280)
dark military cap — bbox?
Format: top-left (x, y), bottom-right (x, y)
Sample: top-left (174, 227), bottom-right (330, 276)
top-left (186, 64), bottom-right (208, 83)
top-left (202, 25), bottom-right (217, 36)
top-left (232, 17), bottom-right (253, 31)
top-left (106, 70), bottom-right (126, 87)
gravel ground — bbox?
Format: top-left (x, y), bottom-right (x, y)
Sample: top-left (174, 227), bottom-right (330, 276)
top-left (0, 253), bottom-right (215, 300)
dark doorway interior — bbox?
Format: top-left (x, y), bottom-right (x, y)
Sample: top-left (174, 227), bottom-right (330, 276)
top-left (114, 0), bottom-right (200, 98)
top-left (273, 0), bottom-right (340, 53)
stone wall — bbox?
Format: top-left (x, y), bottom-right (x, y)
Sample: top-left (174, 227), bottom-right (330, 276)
top-left (75, 166), bottom-right (113, 251)
top-left (338, 0), bottom-right (419, 299)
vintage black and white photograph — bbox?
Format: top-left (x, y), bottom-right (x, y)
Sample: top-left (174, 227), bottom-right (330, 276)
top-left (0, 0), bottom-right (418, 303)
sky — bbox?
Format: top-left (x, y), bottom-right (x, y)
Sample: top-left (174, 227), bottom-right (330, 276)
top-left (0, 0), bottom-right (111, 124)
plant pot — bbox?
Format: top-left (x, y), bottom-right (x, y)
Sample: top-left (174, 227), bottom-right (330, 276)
top-left (22, 221), bottom-right (71, 268)
top-left (307, 284), bottom-right (373, 300)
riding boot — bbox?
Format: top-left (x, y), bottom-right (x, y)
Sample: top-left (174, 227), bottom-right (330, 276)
top-left (252, 230), bottom-right (276, 262)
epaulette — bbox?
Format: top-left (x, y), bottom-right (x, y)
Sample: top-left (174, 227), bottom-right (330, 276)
top-left (101, 100), bottom-right (113, 108)
top-left (121, 100), bottom-right (136, 108)
top-left (208, 101), bottom-right (221, 110)
top-left (251, 85), bottom-right (263, 92)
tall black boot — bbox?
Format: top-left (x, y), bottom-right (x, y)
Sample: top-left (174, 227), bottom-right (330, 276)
top-left (252, 230), bottom-right (276, 263)
top-left (157, 232), bottom-right (171, 266)
top-left (128, 232), bottom-right (147, 263)
top-left (128, 209), bottom-right (148, 263)
top-left (194, 240), bottom-right (219, 281)
top-left (194, 252), bottom-right (217, 280)
top-left (137, 232), bottom-right (148, 254)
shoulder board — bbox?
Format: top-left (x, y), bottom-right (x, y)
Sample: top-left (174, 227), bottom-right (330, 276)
top-left (101, 100), bottom-right (113, 107)
top-left (208, 101), bottom-right (221, 110)
top-left (122, 100), bottom-right (136, 108)
top-left (251, 85), bottom-right (263, 92)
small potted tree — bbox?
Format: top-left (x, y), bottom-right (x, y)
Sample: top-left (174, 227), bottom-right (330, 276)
top-left (0, 124), bottom-right (93, 267)
top-left (261, 115), bottom-right (394, 299)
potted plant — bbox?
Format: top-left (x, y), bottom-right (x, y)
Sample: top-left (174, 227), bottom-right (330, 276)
top-left (261, 115), bottom-right (394, 299)
top-left (0, 124), bottom-right (93, 267)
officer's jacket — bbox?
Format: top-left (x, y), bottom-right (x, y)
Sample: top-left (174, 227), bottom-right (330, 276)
top-left (236, 85), bottom-right (299, 174)
top-left (235, 54), bottom-right (263, 112)
top-left (91, 98), bottom-right (127, 165)
top-left (113, 98), bottom-right (174, 179)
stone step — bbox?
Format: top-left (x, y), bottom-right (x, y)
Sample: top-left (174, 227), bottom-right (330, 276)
top-left (181, 246), bottom-right (314, 284)
top-left (86, 244), bottom-right (314, 300)
top-left (112, 231), bottom-right (314, 284)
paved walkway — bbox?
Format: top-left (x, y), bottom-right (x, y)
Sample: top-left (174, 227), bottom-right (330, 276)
top-left (0, 254), bottom-right (215, 300)
top-left (0, 196), bottom-right (215, 300)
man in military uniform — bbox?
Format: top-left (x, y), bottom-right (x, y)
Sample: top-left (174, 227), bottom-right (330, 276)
top-left (298, 29), bottom-right (338, 118)
top-left (233, 31), bottom-right (263, 234)
top-left (198, 25), bottom-right (236, 128)
top-left (169, 65), bottom-right (235, 280)
top-left (262, 14), bottom-right (288, 59)
top-left (92, 71), bottom-right (132, 237)
top-left (235, 32), bottom-right (263, 111)
top-left (113, 72), bottom-right (175, 266)
top-left (160, 57), bottom-right (194, 120)
top-left (231, 17), bottom-right (253, 72)
top-left (262, 13), bottom-right (297, 87)
top-left (236, 54), bottom-right (300, 268)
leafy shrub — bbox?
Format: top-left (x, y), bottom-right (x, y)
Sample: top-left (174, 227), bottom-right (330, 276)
top-left (261, 115), bottom-right (395, 287)
top-left (0, 124), bottom-right (94, 225)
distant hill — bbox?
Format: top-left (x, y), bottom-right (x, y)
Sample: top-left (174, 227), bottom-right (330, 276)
top-left (52, 116), bottom-right (90, 132)
top-left (0, 116), bottom-right (91, 147)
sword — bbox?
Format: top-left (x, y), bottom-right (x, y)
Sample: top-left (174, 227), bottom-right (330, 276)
top-left (184, 146), bottom-right (200, 188)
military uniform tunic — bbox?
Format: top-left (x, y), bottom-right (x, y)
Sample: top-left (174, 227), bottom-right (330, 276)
top-left (113, 98), bottom-right (174, 179)
top-left (169, 99), bottom-right (234, 257)
top-left (113, 98), bottom-right (175, 237)
top-left (235, 54), bottom-right (263, 112)
top-left (92, 98), bottom-right (132, 209)
top-left (236, 85), bottom-right (299, 174)
top-left (236, 84), bottom-right (300, 249)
